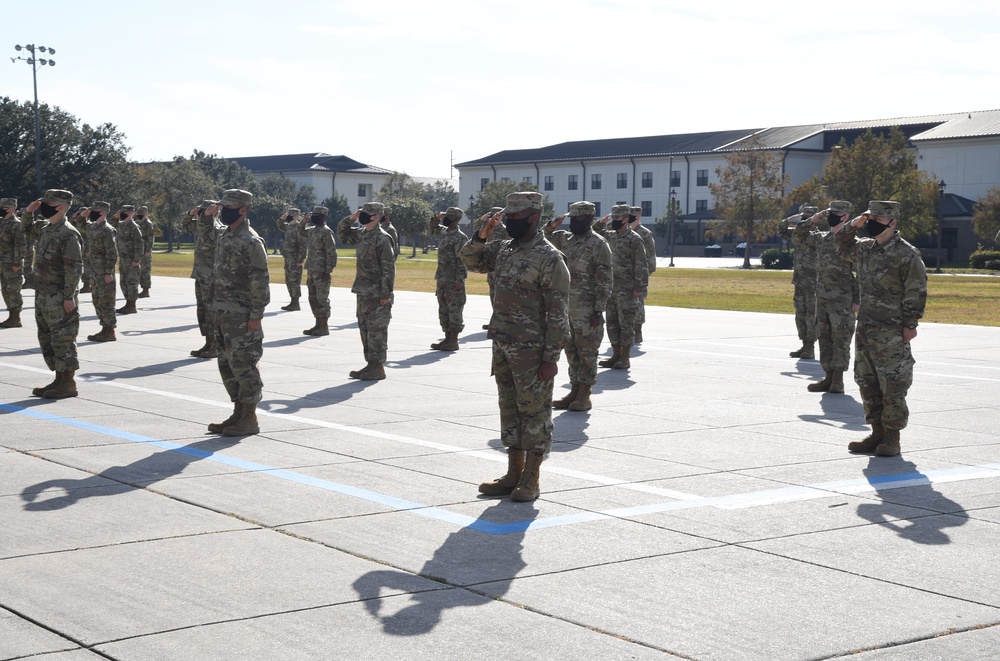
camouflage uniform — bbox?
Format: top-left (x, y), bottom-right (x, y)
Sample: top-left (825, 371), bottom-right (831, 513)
top-left (381, 219), bottom-right (400, 260)
top-left (182, 203), bottom-right (223, 351)
top-left (0, 202), bottom-right (26, 324)
top-left (135, 208), bottom-right (155, 294)
top-left (779, 210), bottom-right (819, 355)
top-left (836, 201), bottom-right (927, 454)
top-left (86, 211), bottom-right (118, 331)
top-left (303, 209), bottom-right (338, 322)
top-left (631, 209), bottom-right (656, 335)
top-left (69, 212), bottom-right (91, 290)
top-left (429, 208), bottom-right (468, 339)
top-left (117, 215), bottom-right (144, 304)
top-left (277, 210), bottom-right (307, 302)
top-left (600, 207), bottom-right (649, 355)
top-left (338, 203), bottom-right (396, 373)
top-left (474, 208), bottom-right (508, 309)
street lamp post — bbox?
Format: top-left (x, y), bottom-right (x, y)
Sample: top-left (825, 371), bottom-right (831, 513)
top-left (11, 44), bottom-right (56, 196)
top-left (935, 180), bottom-right (946, 274)
top-left (668, 188), bottom-right (677, 267)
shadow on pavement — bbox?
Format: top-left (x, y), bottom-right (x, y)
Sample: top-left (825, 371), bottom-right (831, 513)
top-left (85, 357), bottom-right (202, 380)
top-left (260, 380), bottom-right (378, 414)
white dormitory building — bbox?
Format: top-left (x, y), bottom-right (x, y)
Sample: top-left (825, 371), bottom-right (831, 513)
top-left (454, 109), bottom-right (1000, 263)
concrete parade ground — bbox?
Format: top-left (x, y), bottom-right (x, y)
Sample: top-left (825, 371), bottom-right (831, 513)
top-left (2, 276), bottom-right (999, 661)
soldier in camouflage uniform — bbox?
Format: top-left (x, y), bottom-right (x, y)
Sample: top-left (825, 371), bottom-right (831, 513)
top-left (629, 206), bottom-right (656, 343)
top-left (595, 204), bottom-right (648, 369)
top-left (428, 206), bottom-right (468, 351)
top-left (338, 202), bottom-right (395, 381)
top-left (21, 190), bottom-right (83, 399)
top-left (182, 200), bottom-right (223, 358)
top-left (115, 205), bottom-right (143, 315)
top-left (778, 205), bottom-right (820, 358)
top-left (206, 190), bottom-right (270, 436)
top-left (544, 201), bottom-right (613, 412)
top-left (474, 206), bottom-right (506, 330)
top-left (79, 202), bottom-right (118, 342)
top-left (0, 198), bottom-right (26, 328)
top-left (69, 208), bottom-right (92, 294)
top-left (836, 201), bottom-right (927, 457)
top-left (302, 205), bottom-right (338, 337)
top-left (276, 207), bottom-right (306, 311)
top-left (135, 206), bottom-right (155, 298)
top-left (381, 208), bottom-right (400, 260)
top-left (793, 201), bottom-right (859, 393)
top-left (461, 191), bottom-right (571, 502)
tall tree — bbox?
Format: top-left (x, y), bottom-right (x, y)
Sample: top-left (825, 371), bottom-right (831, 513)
top-left (466, 180), bottom-right (554, 224)
top-left (320, 191), bottom-right (352, 222)
top-left (654, 196), bottom-right (682, 239)
top-left (386, 197), bottom-right (432, 258)
top-left (137, 159), bottom-right (215, 252)
top-left (709, 135), bottom-right (789, 269)
top-left (420, 180), bottom-right (459, 212)
top-left (972, 187), bottom-right (1000, 246)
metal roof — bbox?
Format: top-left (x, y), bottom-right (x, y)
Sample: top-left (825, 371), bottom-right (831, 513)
top-left (941, 193), bottom-right (977, 218)
top-left (228, 152), bottom-right (393, 176)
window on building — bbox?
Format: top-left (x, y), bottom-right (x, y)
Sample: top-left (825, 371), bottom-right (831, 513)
top-left (544, 175), bottom-right (554, 191)
top-left (358, 184), bottom-right (371, 198)
top-left (594, 202), bottom-right (601, 216)
top-left (617, 173), bottom-right (628, 189)
top-left (696, 169), bottom-right (708, 186)
top-left (480, 177), bottom-right (490, 190)
top-left (568, 174), bottom-right (578, 190)
top-left (522, 176), bottom-right (532, 184)
top-left (592, 173), bottom-right (602, 190)
top-left (641, 201), bottom-right (652, 217)
top-left (696, 199), bottom-right (708, 212)
top-left (670, 170), bottom-right (681, 187)
top-left (641, 172), bottom-right (653, 188)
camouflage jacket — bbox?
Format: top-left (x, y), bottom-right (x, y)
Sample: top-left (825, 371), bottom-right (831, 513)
top-left (337, 217), bottom-right (395, 299)
top-left (34, 219), bottom-right (83, 298)
top-left (88, 221), bottom-right (118, 276)
top-left (779, 218), bottom-right (817, 283)
top-left (461, 231), bottom-right (571, 363)
top-left (136, 217), bottom-right (155, 254)
top-left (304, 223), bottom-right (338, 274)
top-left (0, 214), bottom-right (26, 266)
top-left (793, 222), bottom-right (858, 305)
top-left (601, 227), bottom-right (649, 294)
top-left (836, 225), bottom-right (927, 331)
top-left (277, 218), bottom-right (307, 262)
top-left (634, 223), bottom-right (657, 274)
top-left (212, 220), bottom-right (270, 319)
top-left (429, 222), bottom-right (468, 281)
top-left (117, 220), bottom-right (144, 264)
top-left (543, 224), bottom-right (613, 319)
top-left (186, 214), bottom-right (223, 280)
top-left (382, 221), bottom-right (400, 259)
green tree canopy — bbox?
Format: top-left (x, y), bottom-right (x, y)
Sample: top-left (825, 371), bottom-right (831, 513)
top-left (420, 180), bottom-right (459, 212)
top-left (972, 187), bottom-right (1000, 246)
top-left (320, 191), bottom-right (352, 222)
top-left (466, 180), bottom-right (554, 222)
top-left (653, 196), bottom-right (681, 239)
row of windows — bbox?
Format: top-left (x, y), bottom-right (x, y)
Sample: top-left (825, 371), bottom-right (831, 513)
top-left (554, 200), bottom-right (708, 218)
top-left (484, 170), bottom-right (711, 192)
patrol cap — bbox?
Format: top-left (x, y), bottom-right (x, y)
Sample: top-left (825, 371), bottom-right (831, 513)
top-left (220, 189), bottom-right (253, 207)
top-left (91, 201), bottom-right (111, 212)
top-left (137, 205), bottom-right (149, 214)
top-left (826, 200), bottom-right (853, 214)
top-left (611, 204), bottom-right (631, 217)
top-left (0, 197), bottom-right (16, 208)
top-left (503, 191), bottom-right (543, 214)
top-left (568, 201), bottom-right (596, 217)
top-left (490, 206), bottom-right (504, 214)
top-left (800, 205), bottom-right (819, 217)
top-left (629, 206), bottom-right (642, 216)
top-left (864, 200), bottom-right (899, 219)
top-left (198, 199), bottom-right (218, 209)
top-left (42, 189), bottom-right (73, 205)
top-left (119, 204), bottom-right (136, 213)
top-left (362, 202), bottom-right (384, 215)
top-left (311, 205), bottom-right (329, 216)
top-left (443, 206), bottom-right (464, 221)
top-left (286, 207), bottom-right (301, 216)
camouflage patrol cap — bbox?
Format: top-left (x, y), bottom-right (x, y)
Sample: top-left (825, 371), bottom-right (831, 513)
top-left (362, 202), bottom-right (384, 215)
top-left (490, 207), bottom-right (504, 214)
top-left (629, 206), bottom-right (642, 216)
top-left (827, 200), bottom-right (853, 214)
top-left (286, 207), bottom-right (301, 216)
top-left (220, 189), bottom-right (253, 207)
top-left (443, 206), bottom-right (464, 221)
top-left (137, 205), bottom-right (148, 214)
top-left (311, 206), bottom-right (329, 216)
top-left (864, 200), bottom-right (899, 219)
top-left (503, 191), bottom-right (543, 214)
top-left (91, 201), bottom-right (112, 212)
top-left (42, 189), bottom-right (73, 205)
top-left (120, 204), bottom-right (136, 213)
top-left (611, 204), bottom-right (631, 217)
top-left (568, 201), bottom-right (596, 217)
top-left (0, 198), bottom-right (16, 208)
top-left (198, 199), bottom-right (218, 209)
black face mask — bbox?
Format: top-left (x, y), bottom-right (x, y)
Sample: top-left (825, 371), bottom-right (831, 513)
top-left (359, 211), bottom-right (373, 224)
top-left (570, 218), bottom-right (591, 235)
top-left (827, 212), bottom-right (844, 227)
top-left (220, 207), bottom-right (242, 225)
top-left (310, 214), bottom-right (325, 226)
top-left (505, 216), bottom-right (532, 240)
top-left (610, 219), bottom-right (625, 230)
top-left (865, 218), bottom-right (891, 238)
top-left (628, 215), bottom-right (637, 223)
top-left (136, 214), bottom-right (145, 220)
top-left (89, 211), bottom-right (103, 221)
top-left (39, 203), bottom-right (60, 219)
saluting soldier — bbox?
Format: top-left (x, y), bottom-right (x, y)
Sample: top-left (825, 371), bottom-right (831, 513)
top-left (474, 206), bottom-right (506, 330)
top-left (428, 206), bottom-right (468, 351)
top-left (0, 197), bottom-right (26, 328)
top-left (778, 205), bottom-right (820, 358)
top-left (276, 207), bottom-right (307, 311)
top-left (629, 205), bottom-right (656, 343)
top-left (302, 205), bottom-right (338, 337)
top-left (115, 205), bottom-right (143, 315)
top-left (183, 200), bottom-right (223, 358)
top-left (135, 205), bottom-right (155, 298)
top-left (381, 207), bottom-right (400, 260)
top-left (596, 204), bottom-right (648, 369)
top-left (80, 202), bottom-right (118, 342)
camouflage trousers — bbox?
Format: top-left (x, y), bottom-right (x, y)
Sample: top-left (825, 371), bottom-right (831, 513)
top-left (492, 340), bottom-right (553, 454)
top-left (566, 318), bottom-right (605, 386)
top-left (816, 297), bottom-right (855, 372)
top-left (854, 325), bottom-right (915, 431)
top-left (89, 275), bottom-right (117, 328)
top-left (119, 263), bottom-right (140, 301)
top-left (607, 291), bottom-right (639, 346)
top-left (213, 309), bottom-right (264, 405)
top-left (307, 271), bottom-right (331, 318)
top-left (1, 264), bottom-right (24, 312)
top-left (793, 279), bottom-right (817, 343)
top-left (194, 276), bottom-right (214, 337)
top-left (284, 258), bottom-right (303, 300)
top-left (35, 290), bottom-right (80, 372)
top-left (487, 272), bottom-right (497, 304)
top-left (357, 295), bottom-right (392, 364)
top-left (140, 254), bottom-right (152, 289)
top-left (636, 292), bottom-right (647, 325)
top-left (435, 279), bottom-right (466, 333)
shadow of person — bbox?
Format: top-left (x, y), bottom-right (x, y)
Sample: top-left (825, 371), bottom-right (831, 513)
top-left (84, 357), bottom-right (201, 381)
top-left (386, 351), bottom-right (451, 370)
top-left (259, 380), bottom-right (378, 414)
top-left (591, 372), bottom-right (635, 392)
top-left (262, 334), bottom-right (314, 349)
top-left (856, 456), bottom-right (968, 545)
top-left (20, 437), bottom-right (241, 511)
top-left (798, 392), bottom-right (869, 432)
top-left (351, 501), bottom-right (538, 636)
top-left (552, 409), bottom-right (591, 449)
top-left (119, 323), bottom-right (200, 337)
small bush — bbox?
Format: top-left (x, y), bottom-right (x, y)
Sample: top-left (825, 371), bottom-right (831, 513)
top-left (761, 248), bottom-right (794, 269)
top-left (984, 260), bottom-right (1000, 271)
top-left (969, 250), bottom-right (1000, 269)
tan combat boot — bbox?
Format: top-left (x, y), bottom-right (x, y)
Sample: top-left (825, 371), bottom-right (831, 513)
top-left (848, 421), bottom-right (885, 454)
top-left (613, 344), bottom-right (632, 369)
top-left (201, 335), bottom-right (219, 358)
top-left (438, 330), bottom-right (459, 351)
top-left (634, 324), bottom-right (643, 343)
top-left (511, 451), bottom-right (544, 502)
top-left (305, 317), bottom-right (329, 336)
top-left (598, 346), bottom-right (622, 368)
top-left (281, 298), bottom-right (300, 311)
top-left (807, 372), bottom-right (832, 392)
top-left (43, 370), bottom-right (78, 399)
top-left (117, 300), bottom-right (137, 315)
top-left (303, 318), bottom-right (320, 335)
top-left (208, 402), bottom-right (241, 433)
top-left (190, 337), bottom-right (210, 357)
top-left (32, 372), bottom-right (60, 397)
top-left (478, 449), bottom-right (526, 496)
top-left (829, 370), bottom-right (845, 394)
top-left (568, 384), bottom-right (592, 411)
top-left (790, 341), bottom-right (814, 358)
top-left (87, 325), bottom-right (117, 342)
top-left (875, 429), bottom-right (901, 457)
top-left (349, 363), bottom-right (372, 379)
top-left (553, 384), bottom-right (580, 410)
top-left (0, 311), bottom-right (22, 328)
top-left (358, 363), bottom-right (386, 381)
top-left (138, 287), bottom-right (150, 298)
top-left (223, 402), bottom-right (260, 436)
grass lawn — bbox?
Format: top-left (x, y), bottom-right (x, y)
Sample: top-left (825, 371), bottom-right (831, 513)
top-left (150, 250), bottom-right (1000, 327)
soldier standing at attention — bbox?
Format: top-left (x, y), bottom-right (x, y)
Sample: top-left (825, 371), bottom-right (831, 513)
top-left (302, 205), bottom-right (338, 337)
top-left (0, 198), bottom-right (26, 328)
top-left (461, 191), bottom-right (571, 502)
top-left (629, 205), bottom-right (656, 343)
top-left (79, 202), bottom-right (118, 342)
top-left (115, 205), bottom-right (143, 315)
top-left (135, 206), bottom-right (155, 298)
top-left (595, 204), bottom-right (648, 370)
top-left (206, 190), bottom-right (270, 436)
top-left (836, 201), bottom-right (927, 457)
top-left (337, 202), bottom-right (395, 381)
top-left (544, 201), bottom-right (612, 412)
top-left (794, 201), bottom-right (858, 393)
top-left (276, 207), bottom-right (306, 311)
top-left (183, 200), bottom-right (222, 358)
top-left (22, 190), bottom-right (83, 399)
top-left (778, 205), bottom-right (820, 358)
top-left (69, 208), bottom-right (92, 294)
top-left (381, 207), bottom-right (400, 260)
top-left (428, 206), bottom-right (468, 351)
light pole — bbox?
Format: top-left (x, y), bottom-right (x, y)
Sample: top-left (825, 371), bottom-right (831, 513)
top-left (11, 44), bottom-right (56, 196)
top-left (668, 188), bottom-right (677, 267)
top-left (935, 180), bottom-right (946, 274)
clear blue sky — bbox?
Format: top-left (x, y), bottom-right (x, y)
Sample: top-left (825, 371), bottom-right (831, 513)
top-left (2, 0), bottom-right (996, 180)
